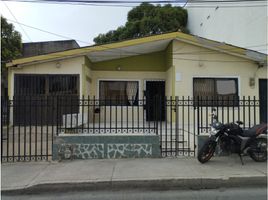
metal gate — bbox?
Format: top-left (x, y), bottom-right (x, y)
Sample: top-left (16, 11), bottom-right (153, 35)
top-left (1, 97), bottom-right (55, 162)
top-left (158, 96), bottom-right (260, 157)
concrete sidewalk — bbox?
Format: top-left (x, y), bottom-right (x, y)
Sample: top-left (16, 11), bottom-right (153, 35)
top-left (1, 156), bottom-right (267, 194)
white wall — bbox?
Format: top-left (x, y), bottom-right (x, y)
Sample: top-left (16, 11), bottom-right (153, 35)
top-left (186, 1), bottom-right (268, 54)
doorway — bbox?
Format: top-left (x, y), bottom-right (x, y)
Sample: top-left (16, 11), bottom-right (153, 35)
top-left (259, 79), bottom-right (267, 123)
top-left (145, 81), bottom-right (165, 121)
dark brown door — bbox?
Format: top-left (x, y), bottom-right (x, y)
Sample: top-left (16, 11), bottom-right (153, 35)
top-left (145, 81), bottom-right (165, 121)
top-left (259, 79), bottom-right (267, 123)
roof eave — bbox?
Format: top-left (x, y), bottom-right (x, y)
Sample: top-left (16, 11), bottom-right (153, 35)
top-left (7, 32), bottom-right (179, 67)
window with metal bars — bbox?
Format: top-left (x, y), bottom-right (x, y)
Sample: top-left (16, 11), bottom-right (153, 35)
top-left (14, 74), bottom-right (79, 96)
top-left (193, 78), bottom-right (239, 106)
top-left (99, 81), bottom-right (139, 106)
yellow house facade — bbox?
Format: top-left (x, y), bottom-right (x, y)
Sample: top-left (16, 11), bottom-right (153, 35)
top-left (7, 32), bottom-right (267, 127)
top-left (7, 32), bottom-right (267, 98)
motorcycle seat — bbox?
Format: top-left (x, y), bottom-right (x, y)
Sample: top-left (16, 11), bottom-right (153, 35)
top-left (240, 124), bottom-right (267, 137)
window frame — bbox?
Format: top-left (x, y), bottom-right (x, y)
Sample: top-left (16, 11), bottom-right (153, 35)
top-left (193, 77), bottom-right (239, 107)
top-left (98, 79), bottom-right (140, 106)
top-left (14, 74), bottom-right (79, 96)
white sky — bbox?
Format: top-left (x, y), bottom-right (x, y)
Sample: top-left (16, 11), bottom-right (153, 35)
top-left (0, 1), bottom-right (135, 46)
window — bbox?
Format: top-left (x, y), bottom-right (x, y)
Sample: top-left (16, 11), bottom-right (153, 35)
top-left (99, 81), bottom-right (139, 106)
top-left (193, 78), bottom-right (238, 106)
top-left (48, 75), bottom-right (78, 95)
top-left (14, 75), bottom-right (46, 95)
top-left (14, 74), bottom-right (79, 96)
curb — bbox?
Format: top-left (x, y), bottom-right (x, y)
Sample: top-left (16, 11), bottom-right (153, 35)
top-left (2, 176), bottom-right (267, 195)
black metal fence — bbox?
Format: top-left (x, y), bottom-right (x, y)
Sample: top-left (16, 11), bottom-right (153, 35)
top-left (57, 96), bottom-right (159, 134)
top-left (156, 96), bottom-right (261, 157)
top-left (1, 96), bottom-right (262, 162)
top-left (1, 97), bottom-right (55, 162)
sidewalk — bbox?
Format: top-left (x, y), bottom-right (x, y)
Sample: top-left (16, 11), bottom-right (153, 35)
top-left (1, 156), bottom-right (267, 194)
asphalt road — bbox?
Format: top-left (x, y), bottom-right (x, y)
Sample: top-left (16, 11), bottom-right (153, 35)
top-left (2, 187), bottom-right (267, 200)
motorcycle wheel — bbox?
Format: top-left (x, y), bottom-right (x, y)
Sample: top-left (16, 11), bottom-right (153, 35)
top-left (249, 138), bottom-right (267, 162)
top-left (197, 139), bottom-right (216, 164)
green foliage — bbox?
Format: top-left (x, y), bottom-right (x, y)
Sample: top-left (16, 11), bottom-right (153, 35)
top-left (1, 16), bottom-right (22, 64)
top-left (1, 16), bottom-right (22, 96)
top-left (94, 3), bottom-right (189, 44)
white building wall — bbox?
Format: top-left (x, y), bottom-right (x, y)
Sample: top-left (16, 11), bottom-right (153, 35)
top-left (186, 1), bottom-right (268, 54)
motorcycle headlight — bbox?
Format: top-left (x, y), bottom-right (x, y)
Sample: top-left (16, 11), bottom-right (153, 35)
top-left (210, 127), bottom-right (217, 135)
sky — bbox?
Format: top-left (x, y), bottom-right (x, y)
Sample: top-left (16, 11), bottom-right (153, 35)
top-left (0, 1), bottom-right (134, 46)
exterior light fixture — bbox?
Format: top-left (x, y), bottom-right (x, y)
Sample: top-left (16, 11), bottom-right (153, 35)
top-left (249, 77), bottom-right (255, 87)
top-left (56, 62), bottom-right (61, 68)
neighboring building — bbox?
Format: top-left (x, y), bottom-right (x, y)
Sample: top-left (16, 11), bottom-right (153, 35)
top-left (22, 40), bottom-right (80, 57)
top-left (6, 31), bottom-right (268, 125)
top-left (186, 1), bottom-right (268, 54)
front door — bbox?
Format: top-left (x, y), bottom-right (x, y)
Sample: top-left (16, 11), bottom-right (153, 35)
top-left (145, 81), bottom-right (165, 121)
top-left (259, 79), bottom-right (267, 123)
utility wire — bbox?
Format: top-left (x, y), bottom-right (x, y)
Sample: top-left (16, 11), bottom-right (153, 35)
top-left (6, 18), bottom-right (147, 55)
top-left (7, 18), bottom-right (267, 57)
top-left (3, 0), bottom-right (267, 8)
top-left (6, 19), bottom-right (91, 45)
top-left (3, 0), bottom-right (267, 4)
top-left (182, 0), bottom-right (190, 7)
top-left (3, 2), bottom-right (33, 42)
top-left (3, 0), bottom-right (268, 3)
top-left (5, 19), bottom-right (267, 62)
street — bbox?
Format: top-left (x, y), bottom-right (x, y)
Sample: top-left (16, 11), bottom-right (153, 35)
top-left (2, 187), bottom-right (267, 200)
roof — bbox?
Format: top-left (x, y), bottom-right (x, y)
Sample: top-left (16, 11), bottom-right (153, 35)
top-left (7, 31), bottom-right (267, 67)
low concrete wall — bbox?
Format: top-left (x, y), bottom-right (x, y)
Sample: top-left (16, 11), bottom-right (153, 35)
top-left (53, 134), bottom-right (161, 160)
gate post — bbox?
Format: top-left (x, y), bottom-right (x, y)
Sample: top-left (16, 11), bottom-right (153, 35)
top-left (197, 96), bottom-right (200, 136)
top-left (56, 96), bottom-right (59, 136)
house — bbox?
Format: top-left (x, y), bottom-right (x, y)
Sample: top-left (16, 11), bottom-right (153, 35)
top-left (6, 31), bottom-right (267, 126)
top-left (4, 31), bottom-right (268, 160)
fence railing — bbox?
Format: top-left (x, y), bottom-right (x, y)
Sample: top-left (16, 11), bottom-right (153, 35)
top-left (1, 95), bottom-right (262, 161)
top-left (57, 96), bottom-right (158, 134)
top-left (153, 96), bottom-right (261, 157)
top-left (1, 96), bottom-right (262, 133)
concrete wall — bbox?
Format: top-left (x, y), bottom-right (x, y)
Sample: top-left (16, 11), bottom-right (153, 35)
top-left (53, 135), bottom-right (160, 160)
top-left (186, 2), bottom-right (268, 54)
top-left (22, 40), bottom-right (80, 57)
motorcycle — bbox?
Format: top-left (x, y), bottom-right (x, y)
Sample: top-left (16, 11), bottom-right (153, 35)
top-left (198, 108), bottom-right (267, 164)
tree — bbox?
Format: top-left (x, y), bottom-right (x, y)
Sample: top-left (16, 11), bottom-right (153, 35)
top-left (94, 3), bottom-right (189, 44)
top-left (1, 17), bottom-right (22, 96)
